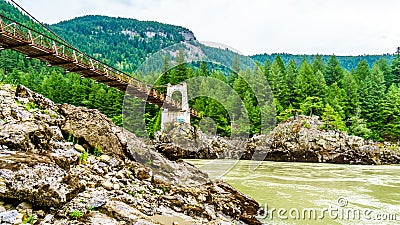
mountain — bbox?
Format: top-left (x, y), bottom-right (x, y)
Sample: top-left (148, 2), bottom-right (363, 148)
top-left (50, 15), bottom-right (196, 74)
top-left (50, 15), bottom-right (257, 77)
top-left (50, 15), bottom-right (396, 73)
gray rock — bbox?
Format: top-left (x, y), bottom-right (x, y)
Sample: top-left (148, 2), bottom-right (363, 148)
top-left (16, 202), bottom-right (32, 211)
top-left (242, 116), bottom-right (396, 165)
top-left (42, 214), bottom-right (53, 223)
top-left (99, 154), bottom-right (111, 163)
top-left (102, 201), bottom-right (154, 224)
top-left (0, 210), bottom-right (18, 223)
top-left (89, 197), bottom-right (108, 208)
top-left (74, 144), bottom-right (86, 153)
top-left (0, 162), bottom-right (83, 207)
top-left (59, 104), bottom-right (125, 159)
top-left (102, 181), bottom-right (114, 191)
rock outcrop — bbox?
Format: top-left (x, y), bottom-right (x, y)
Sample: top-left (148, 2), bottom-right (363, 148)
top-left (154, 123), bottom-right (246, 160)
top-left (243, 116), bottom-right (400, 165)
top-left (156, 116), bottom-right (400, 165)
top-left (0, 85), bottom-right (261, 225)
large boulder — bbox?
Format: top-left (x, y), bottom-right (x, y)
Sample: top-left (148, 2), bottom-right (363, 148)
top-left (0, 153), bottom-right (83, 207)
top-left (154, 123), bottom-right (246, 160)
top-left (119, 127), bottom-right (210, 187)
top-left (58, 104), bottom-right (125, 159)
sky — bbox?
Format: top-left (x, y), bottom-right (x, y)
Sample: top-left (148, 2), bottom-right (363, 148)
top-left (16, 0), bottom-right (400, 56)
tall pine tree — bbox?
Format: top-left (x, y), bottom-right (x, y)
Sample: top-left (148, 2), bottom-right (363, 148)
top-left (325, 55), bottom-right (343, 87)
top-left (382, 84), bottom-right (400, 141)
top-left (269, 56), bottom-right (289, 109)
top-left (359, 63), bottom-right (386, 140)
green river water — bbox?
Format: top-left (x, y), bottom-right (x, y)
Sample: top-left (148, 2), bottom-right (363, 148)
top-left (186, 160), bottom-right (400, 225)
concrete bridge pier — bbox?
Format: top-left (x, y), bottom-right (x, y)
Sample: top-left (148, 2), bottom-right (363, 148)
top-left (161, 82), bottom-right (190, 130)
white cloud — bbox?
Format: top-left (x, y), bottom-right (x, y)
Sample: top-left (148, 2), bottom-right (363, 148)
top-left (17, 0), bottom-right (400, 55)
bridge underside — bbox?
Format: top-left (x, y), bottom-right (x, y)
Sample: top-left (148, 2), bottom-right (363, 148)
top-left (0, 28), bottom-right (129, 91)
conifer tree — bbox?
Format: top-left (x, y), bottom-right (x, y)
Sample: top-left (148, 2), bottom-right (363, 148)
top-left (269, 57), bottom-right (289, 109)
top-left (321, 104), bottom-right (347, 132)
top-left (228, 55), bottom-right (241, 84)
top-left (359, 63), bottom-right (386, 140)
top-left (390, 54), bottom-right (400, 85)
top-left (348, 115), bottom-right (371, 138)
top-left (300, 96), bottom-right (324, 117)
top-left (293, 60), bottom-right (326, 106)
top-left (285, 59), bottom-right (298, 105)
top-left (377, 58), bottom-right (392, 90)
top-left (341, 71), bottom-right (359, 118)
top-left (326, 82), bottom-right (347, 119)
top-left (354, 60), bottom-right (370, 84)
top-left (170, 49), bottom-right (187, 84)
top-left (325, 55), bottom-right (343, 86)
top-left (200, 61), bottom-right (210, 77)
top-left (382, 84), bottom-right (400, 141)
top-left (312, 54), bottom-right (325, 74)
top-left (262, 59), bottom-right (271, 80)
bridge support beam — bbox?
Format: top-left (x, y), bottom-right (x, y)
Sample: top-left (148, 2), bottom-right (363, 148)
top-left (161, 83), bottom-right (190, 130)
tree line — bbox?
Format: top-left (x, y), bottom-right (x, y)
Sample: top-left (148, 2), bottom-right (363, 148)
top-left (1, 49), bottom-right (400, 141)
top-left (141, 51), bottom-right (400, 142)
top-left (262, 54), bottom-right (400, 142)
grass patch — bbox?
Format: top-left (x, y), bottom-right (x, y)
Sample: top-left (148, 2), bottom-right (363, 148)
top-left (78, 151), bottom-right (88, 164)
top-left (93, 145), bottom-right (103, 157)
top-left (69, 210), bottom-right (83, 220)
top-left (24, 102), bottom-right (39, 111)
top-left (22, 215), bottom-right (35, 224)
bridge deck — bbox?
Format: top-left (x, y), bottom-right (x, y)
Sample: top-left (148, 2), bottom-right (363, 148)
top-left (0, 16), bottom-right (198, 117)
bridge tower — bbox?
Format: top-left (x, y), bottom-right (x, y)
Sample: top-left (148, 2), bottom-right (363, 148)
top-left (161, 83), bottom-right (190, 129)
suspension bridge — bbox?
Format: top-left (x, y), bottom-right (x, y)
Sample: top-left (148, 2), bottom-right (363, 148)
top-left (0, 0), bottom-right (198, 118)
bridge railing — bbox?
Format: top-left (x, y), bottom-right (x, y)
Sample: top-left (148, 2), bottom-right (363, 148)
top-left (0, 12), bottom-right (199, 117)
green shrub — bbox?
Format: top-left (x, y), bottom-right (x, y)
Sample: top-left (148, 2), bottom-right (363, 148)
top-left (22, 215), bottom-right (35, 224)
top-left (44, 109), bottom-right (58, 119)
top-left (68, 130), bottom-right (76, 144)
top-left (69, 210), bottom-right (83, 219)
top-left (25, 102), bottom-right (38, 111)
top-left (162, 186), bottom-right (167, 194)
top-left (93, 145), bottom-right (103, 157)
top-left (78, 151), bottom-right (88, 164)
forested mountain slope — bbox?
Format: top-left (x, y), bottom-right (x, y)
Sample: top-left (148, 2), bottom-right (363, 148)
top-left (50, 15), bottom-right (196, 73)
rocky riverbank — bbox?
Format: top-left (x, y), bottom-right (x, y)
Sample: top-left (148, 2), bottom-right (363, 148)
top-left (0, 84), bottom-right (261, 225)
top-left (244, 116), bottom-right (400, 164)
top-left (156, 116), bottom-right (400, 165)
